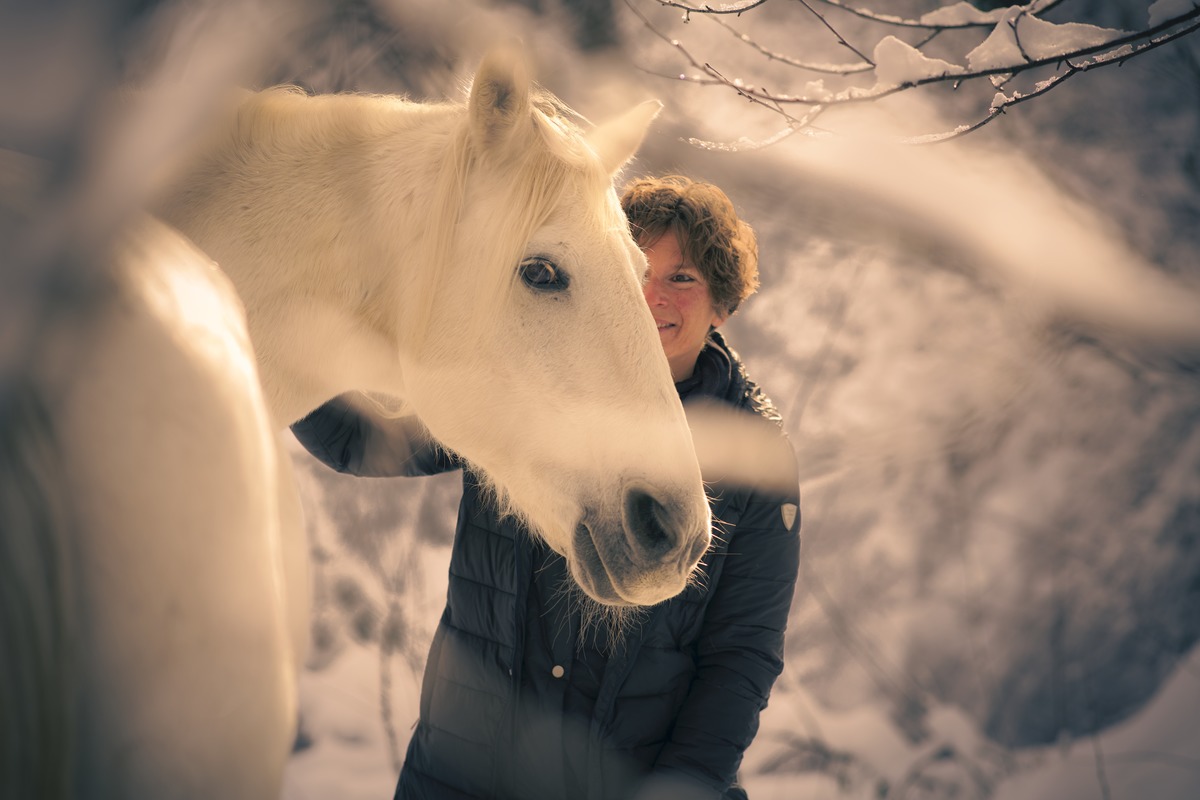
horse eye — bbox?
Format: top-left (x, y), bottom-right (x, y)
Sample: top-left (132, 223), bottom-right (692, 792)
top-left (519, 258), bottom-right (569, 292)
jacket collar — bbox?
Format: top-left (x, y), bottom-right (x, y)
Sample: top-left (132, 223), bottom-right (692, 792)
top-left (675, 330), bottom-right (738, 404)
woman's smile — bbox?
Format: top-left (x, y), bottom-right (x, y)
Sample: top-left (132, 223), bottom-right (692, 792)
top-left (642, 233), bottom-right (727, 381)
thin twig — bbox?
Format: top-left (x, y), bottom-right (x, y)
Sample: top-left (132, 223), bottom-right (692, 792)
top-left (1091, 735), bottom-right (1114, 800)
top-left (804, 557), bottom-right (931, 742)
top-left (796, 0), bottom-right (874, 65)
top-left (652, 0), bottom-right (771, 14)
top-left (625, 0), bottom-right (813, 126)
top-left (378, 601), bottom-right (403, 774)
top-left (669, 7), bottom-right (1200, 144)
top-left (1009, 10), bottom-right (1033, 63)
top-left (810, 0), bottom-right (1067, 30)
top-left (913, 28), bottom-right (941, 49)
top-left (902, 69), bottom-right (1082, 144)
top-left (629, 0), bottom-right (1200, 145)
top-left (912, 14), bottom-right (1200, 143)
top-left (711, 15), bottom-right (872, 74)
top-left (724, 8), bottom-right (1200, 106)
top-left (703, 61), bottom-right (810, 126)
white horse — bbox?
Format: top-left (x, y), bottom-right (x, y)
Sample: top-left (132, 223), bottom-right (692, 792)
top-left (2, 47), bottom-right (711, 799)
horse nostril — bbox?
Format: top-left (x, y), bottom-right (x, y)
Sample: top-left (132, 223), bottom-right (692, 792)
top-left (624, 488), bottom-right (676, 562)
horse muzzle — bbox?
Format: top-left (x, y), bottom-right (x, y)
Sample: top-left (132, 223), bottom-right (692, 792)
top-left (571, 484), bottom-right (711, 606)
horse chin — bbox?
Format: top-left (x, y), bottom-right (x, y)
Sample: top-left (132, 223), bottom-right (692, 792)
top-left (569, 521), bottom-right (690, 607)
top-left (568, 523), bottom-right (636, 607)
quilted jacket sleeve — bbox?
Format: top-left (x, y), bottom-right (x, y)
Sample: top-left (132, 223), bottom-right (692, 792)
top-left (290, 392), bottom-right (457, 477)
top-left (643, 436), bottom-right (801, 799)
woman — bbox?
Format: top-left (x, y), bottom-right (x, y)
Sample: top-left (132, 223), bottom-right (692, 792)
top-left (292, 176), bottom-right (801, 800)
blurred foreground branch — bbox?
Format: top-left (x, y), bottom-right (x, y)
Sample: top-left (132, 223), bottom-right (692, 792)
top-left (624, 0), bottom-right (1200, 146)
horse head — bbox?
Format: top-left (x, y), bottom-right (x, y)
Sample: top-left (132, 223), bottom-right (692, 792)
top-left (403, 49), bottom-right (712, 607)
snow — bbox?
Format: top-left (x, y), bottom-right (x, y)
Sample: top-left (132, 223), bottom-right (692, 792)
top-left (191, 3), bottom-right (1200, 797)
top-left (966, 9), bottom-right (1127, 71)
top-left (872, 36), bottom-right (962, 88)
top-left (741, 649), bottom-right (1200, 799)
top-left (1150, 0), bottom-right (1199, 27)
top-left (282, 644), bottom-right (409, 800)
top-left (990, 647), bottom-right (1200, 800)
top-left (918, 2), bottom-right (1006, 27)
top-left (801, 79), bottom-right (831, 103)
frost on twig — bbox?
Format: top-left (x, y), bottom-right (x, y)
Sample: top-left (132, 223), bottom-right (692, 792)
top-left (626, 0), bottom-right (1200, 146)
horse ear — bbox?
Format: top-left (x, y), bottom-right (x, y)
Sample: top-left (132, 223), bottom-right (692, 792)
top-left (468, 45), bottom-right (532, 153)
top-left (586, 100), bottom-right (662, 177)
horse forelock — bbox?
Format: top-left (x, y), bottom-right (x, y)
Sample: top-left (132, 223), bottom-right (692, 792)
top-left (529, 91), bottom-right (594, 169)
top-left (405, 92), bottom-right (606, 352)
top-left (231, 84), bottom-right (611, 356)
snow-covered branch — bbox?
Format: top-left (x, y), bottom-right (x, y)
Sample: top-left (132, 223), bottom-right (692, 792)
top-left (802, 0), bottom-right (1067, 31)
top-left (628, 0), bottom-right (1200, 145)
top-left (652, 0), bottom-right (772, 17)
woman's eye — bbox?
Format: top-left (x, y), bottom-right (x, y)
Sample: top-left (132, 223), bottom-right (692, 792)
top-left (519, 258), bottom-right (569, 292)
top-left (671, 273), bottom-right (696, 283)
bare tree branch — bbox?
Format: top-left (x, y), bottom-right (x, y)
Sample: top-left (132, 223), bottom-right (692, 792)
top-left (655, 0), bottom-right (1069, 28)
top-left (623, 0), bottom-right (814, 130)
top-left (914, 14), bottom-right (1200, 144)
top-left (1091, 734), bottom-right (1114, 800)
top-left (652, 0), bottom-right (771, 16)
top-left (665, 7), bottom-right (1200, 104)
top-left (627, 0), bottom-right (1200, 145)
top-left (795, 0), bottom-right (875, 65)
top-left (1007, 10), bottom-right (1034, 64)
top-left (810, 0), bottom-right (1067, 30)
top-left (712, 15), bottom-right (873, 75)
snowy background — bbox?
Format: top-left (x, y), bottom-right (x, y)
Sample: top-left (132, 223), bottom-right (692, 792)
top-left (275, 2), bottom-right (1200, 799)
top-left (5, 1), bottom-right (1198, 799)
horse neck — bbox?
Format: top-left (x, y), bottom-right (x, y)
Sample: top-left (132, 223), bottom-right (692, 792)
top-left (164, 93), bottom-right (466, 425)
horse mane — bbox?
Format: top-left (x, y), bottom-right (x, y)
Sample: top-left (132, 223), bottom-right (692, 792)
top-left (199, 82), bottom-right (606, 358)
top-left (0, 380), bottom-right (78, 800)
top-left (402, 84), bottom-right (610, 350)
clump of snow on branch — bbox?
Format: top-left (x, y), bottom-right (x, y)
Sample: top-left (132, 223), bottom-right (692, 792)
top-left (872, 36), bottom-right (962, 88)
top-left (1150, 0), bottom-right (1199, 27)
top-left (966, 9), bottom-right (1127, 71)
top-left (917, 1), bottom-right (1005, 27)
top-left (631, 0), bottom-right (1200, 143)
top-left (800, 79), bottom-right (832, 104)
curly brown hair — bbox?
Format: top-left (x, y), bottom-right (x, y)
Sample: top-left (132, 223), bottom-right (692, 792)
top-left (619, 175), bottom-right (759, 316)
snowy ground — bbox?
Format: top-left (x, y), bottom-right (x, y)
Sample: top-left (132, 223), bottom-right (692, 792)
top-left (280, 637), bottom-right (1200, 800)
top-left (750, 646), bottom-right (1200, 800)
top-left (280, 526), bottom-right (1200, 800)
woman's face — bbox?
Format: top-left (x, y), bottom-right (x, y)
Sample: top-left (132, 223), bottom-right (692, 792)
top-left (642, 232), bottom-right (727, 382)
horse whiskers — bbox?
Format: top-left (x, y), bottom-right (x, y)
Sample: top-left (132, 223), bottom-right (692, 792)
top-left (578, 598), bottom-right (647, 657)
top-left (545, 572), bottom-right (648, 656)
top-left (684, 556), bottom-right (711, 595)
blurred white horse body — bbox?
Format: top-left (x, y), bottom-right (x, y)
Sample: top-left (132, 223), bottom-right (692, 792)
top-left (15, 216), bottom-right (304, 800)
top-left (4, 49), bottom-right (711, 799)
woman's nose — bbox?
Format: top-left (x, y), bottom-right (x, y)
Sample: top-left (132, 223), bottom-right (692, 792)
top-left (643, 278), bottom-right (667, 307)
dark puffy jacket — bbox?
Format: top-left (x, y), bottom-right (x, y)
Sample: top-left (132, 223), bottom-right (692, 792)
top-left (291, 333), bottom-right (801, 800)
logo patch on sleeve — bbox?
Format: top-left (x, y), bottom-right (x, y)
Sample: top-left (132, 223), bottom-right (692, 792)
top-left (780, 503), bottom-right (798, 530)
